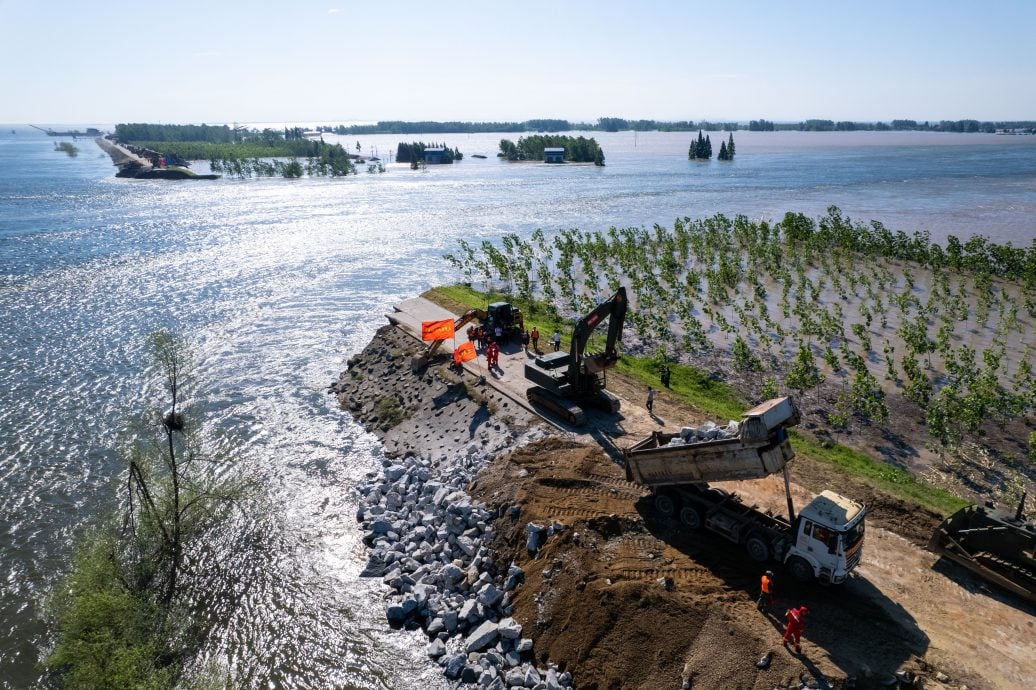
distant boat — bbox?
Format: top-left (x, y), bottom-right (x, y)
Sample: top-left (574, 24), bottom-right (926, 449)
top-left (30, 125), bottom-right (102, 137)
top-left (471, 154), bottom-right (488, 159)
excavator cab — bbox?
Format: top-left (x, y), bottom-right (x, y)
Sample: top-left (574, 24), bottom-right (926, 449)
top-left (485, 302), bottom-right (523, 342)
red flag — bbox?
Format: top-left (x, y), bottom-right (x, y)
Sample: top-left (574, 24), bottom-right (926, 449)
top-left (453, 341), bottom-right (476, 364)
top-left (422, 319), bottom-right (455, 341)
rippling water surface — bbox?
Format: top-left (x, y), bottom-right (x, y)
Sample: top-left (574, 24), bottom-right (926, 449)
top-left (1, 127), bottom-right (1035, 688)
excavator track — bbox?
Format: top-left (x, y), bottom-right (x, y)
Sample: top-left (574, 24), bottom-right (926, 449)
top-left (526, 386), bottom-right (586, 426)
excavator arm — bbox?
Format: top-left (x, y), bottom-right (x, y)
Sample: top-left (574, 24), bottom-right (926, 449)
top-left (568, 287), bottom-right (627, 381)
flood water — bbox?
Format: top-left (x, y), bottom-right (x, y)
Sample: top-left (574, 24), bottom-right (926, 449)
top-left (1, 127), bottom-right (1035, 688)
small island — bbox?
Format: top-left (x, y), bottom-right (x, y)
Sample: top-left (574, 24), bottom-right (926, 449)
top-left (498, 135), bottom-right (605, 166)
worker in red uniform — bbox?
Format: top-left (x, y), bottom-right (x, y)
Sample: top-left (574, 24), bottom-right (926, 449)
top-left (782, 605), bottom-right (808, 653)
top-left (757, 570), bottom-right (774, 610)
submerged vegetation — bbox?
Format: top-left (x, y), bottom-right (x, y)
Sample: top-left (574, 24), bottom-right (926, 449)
top-left (115, 123), bottom-right (356, 177)
top-left (46, 332), bottom-right (254, 689)
top-left (54, 141), bottom-right (79, 157)
top-left (443, 210), bottom-right (1036, 503)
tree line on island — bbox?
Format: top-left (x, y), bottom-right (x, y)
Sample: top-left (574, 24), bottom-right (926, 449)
top-left (114, 123), bottom-right (357, 177)
top-left (395, 141), bottom-right (464, 165)
top-left (498, 135), bottom-right (605, 165)
top-left (301, 117), bottom-right (1036, 135)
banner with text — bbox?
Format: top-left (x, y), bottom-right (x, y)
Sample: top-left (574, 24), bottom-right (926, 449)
top-left (422, 319), bottom-right (455, 341)
top-left (453, 341), bottom-right (476, 364)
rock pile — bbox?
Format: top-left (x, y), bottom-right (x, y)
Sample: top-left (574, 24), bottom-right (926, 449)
top-left (356, 440), bottom-right (573, 689)
top-left (666, 420), bottom-right (740, 446)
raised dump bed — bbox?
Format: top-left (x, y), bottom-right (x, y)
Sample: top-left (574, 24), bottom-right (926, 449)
top-left (625, 397), bottom-right (799, 487)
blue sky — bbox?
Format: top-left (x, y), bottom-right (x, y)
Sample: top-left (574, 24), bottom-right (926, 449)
top-left (1, 0), bottom-right (1033, 124)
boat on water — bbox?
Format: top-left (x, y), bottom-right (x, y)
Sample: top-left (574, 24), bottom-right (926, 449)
top-left (471, 154), bottom-right (488, 159)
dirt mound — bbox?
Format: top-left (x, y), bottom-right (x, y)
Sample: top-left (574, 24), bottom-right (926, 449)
top-left (469, 439), bottom-right (1008, 690)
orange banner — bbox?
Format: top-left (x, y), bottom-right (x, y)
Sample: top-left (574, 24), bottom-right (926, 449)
top-left (453, 341), bottom-right (476, 364)
top-left (422, 319), bottom-right (455, 341)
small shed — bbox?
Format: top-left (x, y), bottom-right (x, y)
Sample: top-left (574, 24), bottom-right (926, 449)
top-left (424, 147), bottom-right (447, 164)
top-left (543, 147), bottom-right (565, 163)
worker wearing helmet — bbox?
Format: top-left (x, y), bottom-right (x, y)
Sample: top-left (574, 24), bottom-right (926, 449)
top-left (782, 605), bottom-right (808, 654)
top-left (757, 570), bottom-right (775, 610)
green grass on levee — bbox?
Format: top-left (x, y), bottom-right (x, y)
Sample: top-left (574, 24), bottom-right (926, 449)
top-left (423, 284), bottom-right (968, 516)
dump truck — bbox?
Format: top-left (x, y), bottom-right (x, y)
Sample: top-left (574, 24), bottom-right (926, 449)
top-left (927, 494), bottom-right (1036, 603)
top-left (625, 397), bottom-right (866, 583)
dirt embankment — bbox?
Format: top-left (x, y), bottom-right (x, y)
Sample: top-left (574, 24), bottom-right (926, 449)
top-left (337, 324), bottom-right (1036, 690)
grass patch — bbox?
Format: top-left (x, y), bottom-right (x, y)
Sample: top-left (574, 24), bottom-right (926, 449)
top-left (375, 395), bottom-right (406, 429)
top-left (615, 355), bottom-right (746, 422)
top-left (790, 431), bottom-right (968, 515)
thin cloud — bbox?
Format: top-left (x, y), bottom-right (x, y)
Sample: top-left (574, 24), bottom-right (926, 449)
top-left (328, 8), bottom-right (340, 13)
top-left (193, 51), bottom-right (222, 58)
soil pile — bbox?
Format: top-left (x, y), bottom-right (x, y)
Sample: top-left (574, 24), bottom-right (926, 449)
top-left (471, 438), bottom-right (956, 689)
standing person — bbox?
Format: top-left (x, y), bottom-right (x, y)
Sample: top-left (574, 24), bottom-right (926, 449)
top-left (522, 329), bottom-right (530, 353)
top-left (531, 327), bottom-right (540, 353)
top-left (467, 325), bottom-right (475, 344)
top-left (552, 329), bottom-right (561, 352)
top-left (646, 386), bottom-right (655, 413)
top-left (488, 341), bottom-right (499, 370)
top-left (475, 326), bottom-right (484, 350)
top-left (782, 605), bottom-right (808, 654)
top-left (757, 570), bottom-right (774, 610)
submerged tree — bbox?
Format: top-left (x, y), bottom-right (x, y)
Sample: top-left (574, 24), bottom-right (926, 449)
top-left (48, 332), bottom-right (253, 689)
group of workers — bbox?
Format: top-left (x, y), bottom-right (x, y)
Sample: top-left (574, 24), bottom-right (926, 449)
top-left (463, 323), bottom-right (559, 364)
top-left (758, 570), bottom-right (810, 655)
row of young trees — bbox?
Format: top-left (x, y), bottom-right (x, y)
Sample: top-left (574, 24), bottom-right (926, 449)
top-left (209, 152), bottom-right (355, 178)
top-left (443, 210), bottom-right (1035, 464)
top-left (498, 135), bottom-right (605, 165)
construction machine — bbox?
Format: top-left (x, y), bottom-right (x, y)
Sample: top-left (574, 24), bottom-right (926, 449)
top-left (484, 301), bottom-right (524, 343)
top-left (411, 300), bottom-right (524, 370)
top-left (625, 397), bottom-right (867, 584)
top-left (524, 287), bottom-right (627, 426)
top-left (928, 494), bottom-right (1036, 603)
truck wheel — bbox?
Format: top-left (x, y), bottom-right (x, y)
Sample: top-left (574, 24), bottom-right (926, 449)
top-left (745, 535), bottom-right (770, 563)
top-left (679, 506), bottom-right (702, 530)
top-left (787, 556), bottom-right (814, 582)
top-left (654, 493), bottom-right (675, 517)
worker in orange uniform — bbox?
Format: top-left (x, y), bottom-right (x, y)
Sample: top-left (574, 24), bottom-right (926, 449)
top-left (757, 570), bottom-right (774, 610)
top-left (782, 605), bottom-right (808, 654)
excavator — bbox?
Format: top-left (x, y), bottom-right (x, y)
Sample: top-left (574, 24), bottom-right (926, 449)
top-left (411, 301), bottom-right (524, 370)
top-left (523, 287), bottom-right (628, 425)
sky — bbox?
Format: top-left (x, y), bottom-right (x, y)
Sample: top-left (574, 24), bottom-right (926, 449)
top-left (1, 0), bottom-right (1034, 125)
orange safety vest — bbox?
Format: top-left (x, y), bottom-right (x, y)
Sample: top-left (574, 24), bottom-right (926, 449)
top-left (761, 574), bottom-right (772, 594)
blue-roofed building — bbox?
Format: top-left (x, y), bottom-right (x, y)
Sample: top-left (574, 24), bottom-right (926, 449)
top-left (543, 147), bottom-right (565, 163)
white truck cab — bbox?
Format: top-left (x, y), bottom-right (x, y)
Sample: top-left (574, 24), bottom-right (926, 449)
top-left (787, 490), bottom-right (866, 583)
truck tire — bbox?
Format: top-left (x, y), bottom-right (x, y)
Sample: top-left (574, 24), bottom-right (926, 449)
top-left (654, 492), bottom-right (675, 517)
top-left (745, 535), bottom-right (770, 563)
top-left (787, 556), bottom-right (814, 582)
top-left (679, 505), bottom-right (702, 530)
